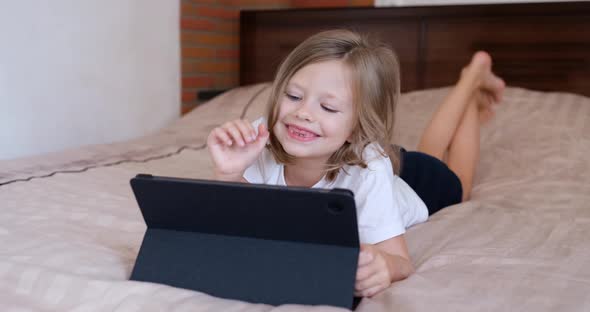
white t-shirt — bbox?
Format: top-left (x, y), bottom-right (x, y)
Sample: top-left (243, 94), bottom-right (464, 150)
top-left (243, 118), bottom-right (429, 244)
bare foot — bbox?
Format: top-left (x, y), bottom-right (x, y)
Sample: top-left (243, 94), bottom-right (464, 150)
top-left (476, 91), bottom-right (498, 124)
top-left (461, 51), bottom-right (506, 124)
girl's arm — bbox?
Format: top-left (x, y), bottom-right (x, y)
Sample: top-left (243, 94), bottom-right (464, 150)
top-left (375, 235), bottom-right (415, 282)
top-left (354, 234), bottom-right (415, 297)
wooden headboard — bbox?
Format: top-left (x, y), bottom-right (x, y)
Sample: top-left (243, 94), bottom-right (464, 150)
top-left (240, 2), bottom-right (590, 97)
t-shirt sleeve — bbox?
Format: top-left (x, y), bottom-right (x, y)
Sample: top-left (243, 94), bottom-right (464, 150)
top-left (392, 174), bottom-right (429, 226)
top-left (243, 156), bottom-right (263, 184)
top-left (355, 158), bottom-right (406, 244)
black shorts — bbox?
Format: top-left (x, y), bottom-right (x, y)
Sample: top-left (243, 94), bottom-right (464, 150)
top-left (397, 147), bottom-right (463, 216)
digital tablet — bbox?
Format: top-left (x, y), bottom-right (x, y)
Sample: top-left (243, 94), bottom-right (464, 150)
top-left (129, 174), bottom-right (359, 309)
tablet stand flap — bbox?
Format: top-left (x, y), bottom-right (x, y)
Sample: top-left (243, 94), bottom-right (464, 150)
top-left (131, 229), bottom-right (357, 308)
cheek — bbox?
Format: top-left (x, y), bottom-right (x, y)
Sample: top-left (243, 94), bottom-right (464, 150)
top-left (275, 99), bottom-right (290, 120)
top-left (273, 102), bottom-right (288, 132)
top-left (344, 116), bottom-right (356, 135)
top-left (327, 115), bottom-right (355, 140)
top-left (318, 122), bottom-right (347, 144)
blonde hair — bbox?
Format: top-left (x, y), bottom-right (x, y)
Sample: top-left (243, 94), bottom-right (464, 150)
top-left (266, 29), bottom-right (401, 181)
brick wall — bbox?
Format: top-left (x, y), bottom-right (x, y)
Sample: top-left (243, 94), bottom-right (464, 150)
top-left (180, 0), bottom-right (374, 114)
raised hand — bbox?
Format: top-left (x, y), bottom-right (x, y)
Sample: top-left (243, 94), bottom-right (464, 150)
top-left (207, 119), bottom-right (269, 181)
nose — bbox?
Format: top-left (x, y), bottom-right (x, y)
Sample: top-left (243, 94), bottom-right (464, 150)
top-left (295, 101), bottom-right (314, 122)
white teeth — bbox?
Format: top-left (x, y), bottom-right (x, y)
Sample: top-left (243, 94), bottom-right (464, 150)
top-left (289, 125), bottom-right (315, 138)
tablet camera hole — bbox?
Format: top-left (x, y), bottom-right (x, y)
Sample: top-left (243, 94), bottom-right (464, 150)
top-left (327, 201), bottom-right (344, 214)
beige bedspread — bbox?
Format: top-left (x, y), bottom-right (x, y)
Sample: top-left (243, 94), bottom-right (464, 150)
top-left (1, 84), bottom-right (589, 311)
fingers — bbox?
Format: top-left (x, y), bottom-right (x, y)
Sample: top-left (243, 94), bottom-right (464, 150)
top-left (356, 262), bottom-right (374, 281)
top-left (233, 119), bottom-right (257, 144)
top-left (210, 119), bottom-right (258, 147)
top-left (208, 118), bottom-right (272, 155)
top-left (356, 249), bottom-right (375, 281)
top-left (358, 250), bottom-right (374, 267)
top-left (224, 121), bottom-right (247, 147)
top-left (355, 266), bottom-right (390, 297)
top-left (355, 283), bottom-right (388, 298)
top-left (211, 127), bottom-right (233, 146)
top-left (252, 123), bottom-right (270, 149)
top-left (257, 123), bottom-right (269, 140)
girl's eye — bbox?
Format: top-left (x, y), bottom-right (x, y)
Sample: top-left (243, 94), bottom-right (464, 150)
top-left (285, 92), bottom-right (301, 101)
top-left (321, 105), bottom-right (338, 113)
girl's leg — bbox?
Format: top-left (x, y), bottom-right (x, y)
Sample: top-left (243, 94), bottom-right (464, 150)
top-left (446, 101), bottom-right (479, 201)
top-left (417, 52), bottom-right (504, 201)
top-left (416, 79), bottom-right (478, 161)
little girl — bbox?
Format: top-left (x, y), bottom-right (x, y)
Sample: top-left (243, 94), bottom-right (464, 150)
top-left (207, 30), bottom-right (504, 298)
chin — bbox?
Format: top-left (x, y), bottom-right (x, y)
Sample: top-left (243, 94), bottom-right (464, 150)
top-left (281, 139), bottom-right (340, 161)
top-left (280, 141), bottom-right (315, 158)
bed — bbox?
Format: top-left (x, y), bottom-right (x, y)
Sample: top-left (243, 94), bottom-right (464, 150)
top-left (1, 2), bottom-right (589, 311)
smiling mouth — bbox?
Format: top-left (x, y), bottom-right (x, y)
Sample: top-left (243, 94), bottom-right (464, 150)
top-left (286, 124), bottom-right (320, 141)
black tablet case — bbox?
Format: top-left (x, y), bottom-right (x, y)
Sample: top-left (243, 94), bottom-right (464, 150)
top-left (129, 174), bottom-right (359, 309)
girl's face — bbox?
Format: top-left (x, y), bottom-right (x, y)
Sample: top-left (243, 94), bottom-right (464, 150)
top-left (273, 59), bottom-right (355, 163)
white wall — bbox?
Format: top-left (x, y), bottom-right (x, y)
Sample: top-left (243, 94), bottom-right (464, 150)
top-left (0, 0), bottom-right (180, 160)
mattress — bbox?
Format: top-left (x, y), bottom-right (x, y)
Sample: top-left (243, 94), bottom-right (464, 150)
top-left (1, 83), bottom-right (589, 311)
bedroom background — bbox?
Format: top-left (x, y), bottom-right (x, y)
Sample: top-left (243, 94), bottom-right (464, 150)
top-left (2, 0), bottom-right (370, 161)
top-left (0, 0), bottom-right (579, 159)
top-left (180, 0), bottom-right (579, 113)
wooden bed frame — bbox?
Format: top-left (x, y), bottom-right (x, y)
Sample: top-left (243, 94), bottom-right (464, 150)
top-left (240, 2), bottom-right (590, 97)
